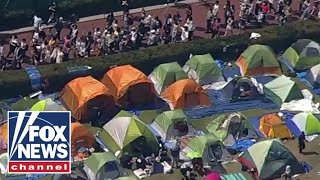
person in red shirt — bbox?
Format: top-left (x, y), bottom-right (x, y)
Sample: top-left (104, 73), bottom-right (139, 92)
top-left (261, 1), bottom-right (269, 14)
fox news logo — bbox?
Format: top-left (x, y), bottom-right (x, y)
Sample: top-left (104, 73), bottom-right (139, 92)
top-left (7, 111), bottom-right (71, 174)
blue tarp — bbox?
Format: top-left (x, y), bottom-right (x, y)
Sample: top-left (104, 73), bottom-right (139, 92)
top-left (185, 88), bottom-right (277, 119)
top-left (248, 117), bottom-right (265, 138)
top-left (24, 67), bottom-right (42, 90)
top-left (296, 71), bottom-right (320, 95)
top-left (220, 173), bottom-right (246, 180)
top-left (232, 139), bottom-right (256, 152)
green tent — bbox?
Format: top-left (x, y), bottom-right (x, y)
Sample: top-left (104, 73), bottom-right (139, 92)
top-left (83, 152), bottom-right (126, 180)
top-left (291, 112), bottom-right (320, 135)
top-left (30, 98), bottom-right (65, 111)
top-left (238, 139), bottom-right (304, 180)
top-left (150, 109), bottom-right (197, 141)
top-left (283, 39), bottom-right (320, 70)
top-left (236, 44), bottom-right (282, 76)
top-left (149, 62), bottom-right (188, 94)
top-left (182, 54), bottom-right (224, 85)
top-left (180, 133), bottom-right (232, 163)
top-left (10, 97), bottom-right (39, 111)
top-left (264, 75), bottom-right (304, 106)
top-left (206, 113), bottom-right (253, 146)
top-left (97, 111), bottom-right (159, 157)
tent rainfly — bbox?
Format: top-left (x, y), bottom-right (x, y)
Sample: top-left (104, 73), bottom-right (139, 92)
top-left (161, 79), bottom-right (211, 110)
top-left (291, 112), bottom-right (320, 135)
top-left (238, 139), bottom-right (304, 180)
top-left (183, 53), bottom-right (225, 85)
top-left (150, 109), bottom-right (197, 141)
top-left (259, 113), bottom-right (293, 139)
top-left (305, 64), bottom-right (320, 87)
top-left (235, 44), bottom-right (282, 76)
top-left (283, 39), bottom-right (320, 70)
top-left (102, 111), bottom-right (159, 156)
top-left (100, 65), bottom-right (156, 108)
top-left (180, 133), bottom-right (232, 164)
top-left (30, 98), bottom-right (66, 111)
top-left (263, 75), bottom-right (304, 106)
top-left (149, 62), bottom-right (188, 95)
top-left (83, 152), bottom-right (125, 180)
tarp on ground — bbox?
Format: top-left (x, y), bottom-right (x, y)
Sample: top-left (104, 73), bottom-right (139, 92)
top-left (183, 53), bottom-right (225, 85)
top-left (161, 79), bottom-right (211, 110)
top-left (264, 75), bottom-right (304, 106)
top-left (283, 39), bottom-right (320, 70)
top-left (149, 62), bottom-right (188, 95)
top-left (101, 65), bottom-right (156, 108)
top-left (238, 139), bottom-right (304, 180)
top-left (236, 44), bottom-right (282, 76)
top-left (59, 76), bottom-right (116, 121)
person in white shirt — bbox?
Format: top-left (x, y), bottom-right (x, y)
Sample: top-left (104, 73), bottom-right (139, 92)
top-left (171, 22), bottom-right (179, 42)
top-left (213, 1), bottom-right (220, 18)
top-left (56, 47), bottom-right (64, 63)
top-left (33, 15), bottom-right (43, 31)
top-left (180, 26), bottom-right (189, 42)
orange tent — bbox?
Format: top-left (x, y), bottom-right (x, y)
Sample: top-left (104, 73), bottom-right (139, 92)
top-left (101, 65), bottom-right (156, 107)
top-left (0, 123), bottom-right (8, 144)
top-left (71, 122), bottom-right (95, 156)
top-left (259, 113), bottom-right (293, 139)
top-left (59, 76), bottom-right (116, 121)
top-left (161, 79), bottom-right (211, 110)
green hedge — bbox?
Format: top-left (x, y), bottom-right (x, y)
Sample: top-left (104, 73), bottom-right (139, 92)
top-left (0, 0), bottom-right (165, 31)
top-left (1, 20), bottom-right (320, 99)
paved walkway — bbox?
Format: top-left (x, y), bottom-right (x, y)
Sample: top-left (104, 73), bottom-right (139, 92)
top-left (0, 0), bottom-right (199, 34)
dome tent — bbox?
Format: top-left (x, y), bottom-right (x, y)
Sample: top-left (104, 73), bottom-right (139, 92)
top-left (236, 44), bottom-right (282, 76)
top-left (222, 76), bottom-right (260, 102)
top-left (71, 122), bottom-right (96, 156)
top-left (59, 76), bottom-right (117, 121)
top-left (149, 62), bottom-right (188, 95)
top-left (291, 112), bottom-right (320, 135)
top-left (180, 133), bottom-right (232, 164)
top-left (206, 113), bottom-right (255, 146)
top-left (305, 64), bottom-right (320, 88)
top-left (263, 75), bottom-right (304, 106)
top-left (183, 53), bottom-right (224, 85)
top-left (161, 79), bottom-right (211, 110)
top-left (100, 65), bottom-right (156, 108)
top-left (83, 151), bottom-right (126, 180)
top-left (238, 139), bottom-right (304, 180)
top-left (101, 111), bottom-right (159, 157)
top-left (150, 109), bottom-right (197, 141)
top-left (259, 113), bottom-right (293, 139)
top-left (283, 39), bottom-right (320, 70)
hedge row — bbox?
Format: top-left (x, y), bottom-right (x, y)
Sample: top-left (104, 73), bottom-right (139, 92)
top-left (1, 20), bottom-right (320, 100)
top-left (0, 0), bottom-right (165, 31)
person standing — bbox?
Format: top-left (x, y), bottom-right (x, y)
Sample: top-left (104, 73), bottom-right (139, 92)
top-left (170, 140), bottom-right (180, 169)
top-left (213, 1), bottom-right (220, 18)
top-left (211, 18), bottom-right (221, 38)
top-left (122, 0), bottom-right (130, 14)
top-left (298, 131), bottom-right (306, 153)
top-left (0, 41), bottom-right (6, 71)
top-left (224, 16), bottom-right (234, 36)
top-left (6, 35), bottom-right (18, 58)
top-left (206, 7), bottom-right (214, 33)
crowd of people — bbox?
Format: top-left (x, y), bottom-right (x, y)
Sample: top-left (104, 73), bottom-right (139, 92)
top-left (0, 0), bottom-right (319, 71)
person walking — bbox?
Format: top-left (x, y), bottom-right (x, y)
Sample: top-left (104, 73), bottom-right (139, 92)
top-left (298, 131), bottom-right (306, 153)
top-left (206, 7), bottom-right (214, 33)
